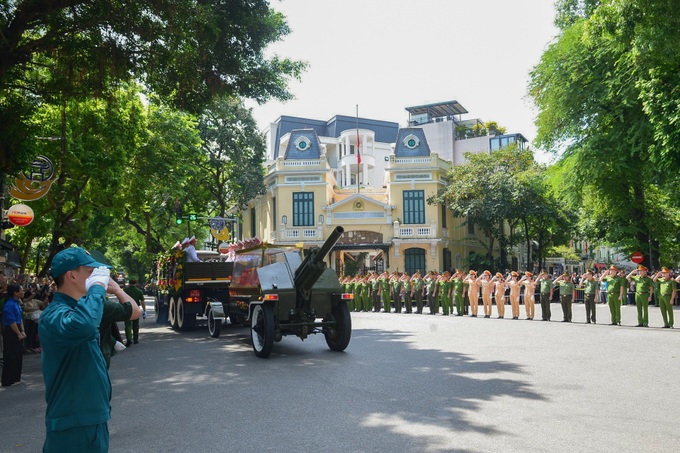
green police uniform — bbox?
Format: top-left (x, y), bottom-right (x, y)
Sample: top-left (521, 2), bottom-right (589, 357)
top-left (370, 277), bottom-right (381, 312)
top-left (451, 278), bottom-right (465, 316)
top-left (123, 284), bottom-right (144, 345)
top-left (380, 277), bottom-right (391, 313)
top-left (537, 277), bottom-right (553, 321)
top-left (557, 280), bottom-right (574, 322)
top-left (603, 275), bottom-right (623, 324)
top-left (582, 279), bottom-right (598, 324)
top-left (631, 275), bottom-right (653, 327)
top-left (657, 278), bottom-right (676, 328)
top-left (391, 278), bottom-right (402, 313)
top-left (437, 279), bottom-right (451, 315)
top-left (402, 280), bottom-right (413, 313)
top-left (425, 278), bottom-right (437, 314)
top-left (412, 276), bottom-right (424, 313)
top-left (360, 280), bottom-right (371, 312)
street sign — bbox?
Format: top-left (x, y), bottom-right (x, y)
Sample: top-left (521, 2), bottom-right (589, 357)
top-left (631, 251), bottom-right (644, 264)
top-left (7, 203), bottom-right (35, 226)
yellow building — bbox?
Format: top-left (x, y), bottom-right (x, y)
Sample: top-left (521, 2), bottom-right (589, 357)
top-left (235, 124), bottom-right (496, 275)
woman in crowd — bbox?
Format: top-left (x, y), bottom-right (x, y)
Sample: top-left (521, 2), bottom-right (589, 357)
top-left (2, 284), bottom-right (26, 387)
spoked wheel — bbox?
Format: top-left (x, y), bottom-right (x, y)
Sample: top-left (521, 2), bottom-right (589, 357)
top-left (325, 300), bottom-right (352, 352)
top-left (208, 307), bottom-right (222, 338)
top-left (251, 304), bottom-right (274, 358)
top-left (177, 297), bottom-right (196, 331)
top-left (168, 297), bottom-right (178, 329)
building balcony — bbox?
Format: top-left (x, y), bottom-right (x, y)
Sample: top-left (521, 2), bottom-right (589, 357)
top-left (267, 157), bottom-right (326, 174)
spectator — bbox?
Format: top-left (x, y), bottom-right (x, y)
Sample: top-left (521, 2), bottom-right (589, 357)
top-left (2, 284), bottom-right (26, 386)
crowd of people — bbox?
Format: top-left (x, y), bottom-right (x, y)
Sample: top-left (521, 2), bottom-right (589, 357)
top-left (341, 265), bottom-right (679, 328)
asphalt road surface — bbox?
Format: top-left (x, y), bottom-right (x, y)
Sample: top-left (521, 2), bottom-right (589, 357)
top-left (2, 300), bottom-right (679, 452)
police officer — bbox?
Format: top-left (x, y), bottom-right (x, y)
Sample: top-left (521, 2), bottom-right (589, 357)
top-left (653, 267), bottom-right (676, 328)
top-left (536, 271), bottom-right (553, 321)
top-left (627, 265), bottom-right (653, 327)
top-left (600, 265), bottom-right (625, 325)
top-left (411, 271), bottom-right (424, 314)
top-left (580, 271), bottom-right (598, 324)
top-left (425, 271), bottom-right (437, 314)
top-left (554, 272), bottom-right (574, 322)
top-left (378, 271), bottom-right (391, 313)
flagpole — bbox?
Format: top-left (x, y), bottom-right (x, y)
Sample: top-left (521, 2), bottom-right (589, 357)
top-left (356, 104), bottom-right (360, 194)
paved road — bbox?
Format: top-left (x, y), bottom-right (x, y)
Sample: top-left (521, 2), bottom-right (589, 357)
top-left (2, 301), bottom-right (679, 452)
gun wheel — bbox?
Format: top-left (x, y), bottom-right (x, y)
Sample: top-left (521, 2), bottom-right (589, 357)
top-left (325, 300), bottom-right (352, 352)
top-left (251, 304), bottom-right (274, 358)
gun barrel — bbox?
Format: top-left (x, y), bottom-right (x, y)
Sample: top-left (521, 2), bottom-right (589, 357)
top-left (313, 226), bottom-right (344, 264)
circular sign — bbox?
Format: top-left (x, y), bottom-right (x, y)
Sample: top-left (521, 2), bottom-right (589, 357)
top-left (7, 203), bottom-right (34, 226)
top-left (218, 242), bottom-right (230, 254)
top-left (631, 251), bottom-right (644, 264)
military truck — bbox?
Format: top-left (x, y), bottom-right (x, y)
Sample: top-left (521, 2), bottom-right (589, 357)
top-left (230, 226), bottom-right (352, 358)
top-left (155, 250), bottom-right (248, 332)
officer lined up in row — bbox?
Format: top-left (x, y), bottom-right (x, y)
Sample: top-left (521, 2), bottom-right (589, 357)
top-left (340, 266), bottom-right (678, 328)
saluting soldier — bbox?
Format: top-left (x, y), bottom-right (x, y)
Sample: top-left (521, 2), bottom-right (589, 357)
top-left (390, 272), bottom-right (402, 313)
top-left (401, 273), bottom-right (413, 313)
top-left (507, 272), bottom-right (522, 320)
top-left (479, 271), bottom-right (494, 318)
top-left (351, 276), bottom-right (362, 312)
top-left (600, 265), bottom-right (625, 325)
top-left (536, 271), bottom-right (553, 321)
top-left (411, 271), bottom-right (424, 314)
top-left (627, 265), bottom-right (654, 327)
top-left (378, 271), bottom-right (391, 313)
top-left (580, 271), bottom-right (599, 324)
top-left (519, 272), bottom-right (537, 320)
top-left (492, 272), bottom-right (506, 318)
top-left (465, 271), bottom-right (480, 317)
top-left (369, 272), bottom-right (381, 312)
top-left (342, 277), bottom-right (354, 312)
top-left (435, 272), bottom-right (451, 315)
top-left (425, 271), bottom-right (438, 314)
top-left (449, 271), bottom-right (465, 316)
top-left (361, 275), bottom-right (372, 312)
top-left (653, 267), bottom-right (676, 328)
top-left (554, 272), bottom-right (574, 322)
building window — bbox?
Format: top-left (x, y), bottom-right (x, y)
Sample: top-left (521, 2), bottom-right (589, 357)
top-left (441, 204), bottom-right (447, 228)
top-left (403, 190), bottom-right (425, 224)
top-left (443, 248), bottom-right (452, 272)
top-left (250, 207), bottom-right (256, 238)
top-left (272, 197), bottom-right (277, 228)
top-left (467, 218), bottom-right (475, 236)
top-left (293, 192), bottom-right (314, 226)
top-left (404, 248), bottom-right (426, 275)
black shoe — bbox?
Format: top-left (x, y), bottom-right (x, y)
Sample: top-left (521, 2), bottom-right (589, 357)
top-left (133, 340), bottom-right (139, 344)
top-left (636, 324), bottom-right (643, 327)
top-left (471, 314), bottom-right (477, 317)
top-left (513, 317), bottom-right (518, 320)
top-left (586, 321), bottom-right (591, 324)
top-left (125, 341), bottom-right (132, 347)
top-left (610, 323), bottom-right (617, 326)
top-left (662, 325), bottom-right (670, 328)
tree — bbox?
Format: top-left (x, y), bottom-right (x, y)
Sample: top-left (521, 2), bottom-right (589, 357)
top-left (529, 0), bottom-right (680, 268)
top-left (197, 97), bottom-right (267, 217)
top-left (0, 0), bottom-right (305, 174)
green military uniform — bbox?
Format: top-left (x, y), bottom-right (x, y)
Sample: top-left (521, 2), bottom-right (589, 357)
top-left (343, 280), bottom-right (354, 312)
top-left (402, 280), bottom-right (413, 313)
top-left (603, 275), bottom-right (623, 325)
top-left (391, 278), bottom-right (402, 313)
top-left (425, 277), bottom-right (437, 314)
top-left (360, 280), bottom-right (371, 312)
top-left (352, 280), bottom-right (361, 312)
top-left (380, 277), bottom-right (391, 313)
top-left (657, 277), bottom-right (676, 328)
top-left (451, 278), bottom-right (465, 316)
top-left (631, 275), bottom-right (653, 327)
top-left (437, 279), bottom-right (451, 315)
top-left (123, 283), bottom-right (144, 345)
top-left (100, 300), bottom-right (133, 368)
top-left (537, 277), bottom-right (553, 321)
top-left (557, 279), bottom-right (574, 322)
top-left (370, 277), bottom-right (381, 312)
top-left (412, 276), bottom-right (424, 313)
top-left (582, 278), bottom-right (598, 324)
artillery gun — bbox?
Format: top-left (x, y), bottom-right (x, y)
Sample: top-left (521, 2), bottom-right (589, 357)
top-left (231, 226), bottom-right (352, 358)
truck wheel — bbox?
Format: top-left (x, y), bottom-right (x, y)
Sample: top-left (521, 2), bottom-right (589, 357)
top-left (177, 298), bottom-right (196, 331)
top-left (325, 301), bottom-right (352, 352)
top-left (251, 304), bottom-right (274, 358)
top-left (168, 297), bottom-right (178, 329)
top-left (208, 308), bottom-right (222, 338)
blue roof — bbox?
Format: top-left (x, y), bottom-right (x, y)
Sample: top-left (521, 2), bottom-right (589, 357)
top-left (272, 115), bottom-right (399, 159)
top-left (394, 128), bottom-right (431, 157)
top-left (283, 129), bottom-right (322, 159)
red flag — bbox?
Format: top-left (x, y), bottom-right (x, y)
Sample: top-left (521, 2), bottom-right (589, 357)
top-left (356, 129), bottom-right (362, 165)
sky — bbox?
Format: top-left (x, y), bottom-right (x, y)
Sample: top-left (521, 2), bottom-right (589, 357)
top-left (248, 0), bottom-right (559, 162)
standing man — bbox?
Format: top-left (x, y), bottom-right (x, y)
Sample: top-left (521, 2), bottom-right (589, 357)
top-left (369, 272), bottom-right (381, 313)
top-left (124, 277), bottom-right (147, 346)
top-left (390, 272), bottom-right (402, 313)
top-left (425, 271), bottom-right (437, 315)
top-left (554, 272), bottom-right (574, 322)
top-left (411, 271), bottom-right (424, 314)
top-left (450, 271), bottom-right (466, 317)
top-left (401, 273), bottom-right (413, 313)
top-left (580, 271), bottom-right (599, 324)
top-left (40, 247), bottom-right (141, 452)
top-left (627, 266), bottom-right (653, 327)
top-left (379, 271), bottom-right (391, 313)
top-left (536, 271), bottom-right (553, 321)
top-left (653, 267), bottom-right (676, 328)
top-left (600, 265), bottom-right (625, 325)
top-left (465, 271), bottom-right (481, 317)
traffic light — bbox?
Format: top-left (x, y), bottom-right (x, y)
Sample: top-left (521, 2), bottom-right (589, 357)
top-left (188, 213), bottom-right (197, 221)
top-left (175, 214), bottom-right (183, 225)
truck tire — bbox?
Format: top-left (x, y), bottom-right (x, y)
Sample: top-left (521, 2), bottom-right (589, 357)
top-left (177, 298), bottom-right (196, 331)
top-left (208, 307), bottom-right (222, 338)
top-left (251, 304), bottom-right (274, 358)
top-left (325, 301), bottom-right (352, 352)
top-left (168, 297), bottom-right (178, 329)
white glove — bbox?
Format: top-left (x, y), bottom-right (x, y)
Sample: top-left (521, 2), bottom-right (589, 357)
top-left (86, 266), bottom-right (110, 290)
top-left (114, 341), bottom-right (126, 351)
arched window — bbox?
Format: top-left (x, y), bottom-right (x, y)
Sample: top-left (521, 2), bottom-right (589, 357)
top-left (404, 248), bottom-right (426, 275)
